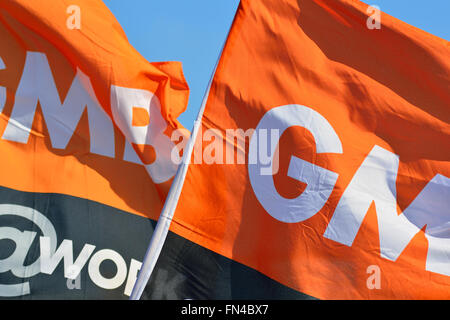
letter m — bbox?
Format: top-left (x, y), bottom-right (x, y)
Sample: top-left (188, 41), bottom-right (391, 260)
top-left (2, 52), bottom-right (114, 157)
top-left (324, 145), bottom-right (450, 276)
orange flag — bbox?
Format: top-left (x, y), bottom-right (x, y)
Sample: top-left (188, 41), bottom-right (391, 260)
top-left (144, 0), bottom-right (450, 299)
top-left (0, 0), bottom-right (188, 298)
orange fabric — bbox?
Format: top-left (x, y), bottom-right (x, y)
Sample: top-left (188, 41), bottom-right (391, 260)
top-left (170, 0), bottom-right (450, 299)
top-left (0, 0), bottom-right (189, 219)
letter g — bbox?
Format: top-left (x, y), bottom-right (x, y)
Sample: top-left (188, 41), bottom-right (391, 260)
top-left (248, 104), bottom-right (342, 223)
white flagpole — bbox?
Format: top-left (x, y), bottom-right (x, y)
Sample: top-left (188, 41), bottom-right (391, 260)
top-left (129, 25), bottom-right (232, 300)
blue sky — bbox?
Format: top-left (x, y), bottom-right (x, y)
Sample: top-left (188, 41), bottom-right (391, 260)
top-left (103, 0), bottom-right (449, 130)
